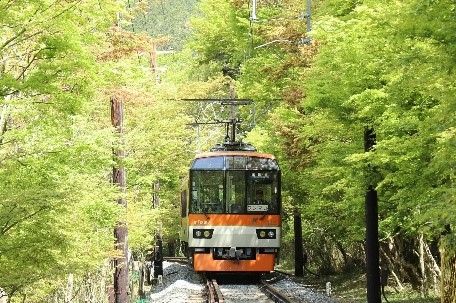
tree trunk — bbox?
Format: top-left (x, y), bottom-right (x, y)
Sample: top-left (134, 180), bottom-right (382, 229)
top-left (0, 104), bottom-right (10, 145)
top-left (380, 240), bottom-right (404, 291)
top-left (333, 238), bottom-right (351, 270)
top-left (111, 96), bottom-right (129, 303)
top-left (441, 245), bottom-right (456, 303)
top-left (0, 288), bottom-right (8, 303)
top-left (419, 234), bottom-right (427, 297)
top-left (424, 240), bottom-right (441, 293)
top-left (168, 239), bottom-right (176, 257)
top-left (65, 274), bottom-right (73, 303)
top-left (294, 212), bottom-right (304, 277)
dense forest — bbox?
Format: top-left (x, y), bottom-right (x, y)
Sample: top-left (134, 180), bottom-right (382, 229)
top-left (1, 0), bottom-right (455, 302)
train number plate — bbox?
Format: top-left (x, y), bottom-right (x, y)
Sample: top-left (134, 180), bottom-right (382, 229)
top-left (247, 204), bottom-right (268, 211)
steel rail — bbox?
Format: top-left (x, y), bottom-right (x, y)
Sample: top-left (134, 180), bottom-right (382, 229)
top-left (206, 278), bottom-right (224, 303)
top-left (259, 280), bottom-right (300, 303)
top-left (163, 256), bottom-right (188, 264)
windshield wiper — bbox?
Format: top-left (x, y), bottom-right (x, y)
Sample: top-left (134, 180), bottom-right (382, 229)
top-left (203, 211), bottom-right (210, 219)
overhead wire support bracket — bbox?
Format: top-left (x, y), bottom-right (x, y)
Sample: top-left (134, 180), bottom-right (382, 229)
top-left (182, 98), bottom-right (255, 150)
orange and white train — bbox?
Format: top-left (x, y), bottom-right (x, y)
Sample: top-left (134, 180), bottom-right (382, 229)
top-left (179, 144), bottom-right (281, 272)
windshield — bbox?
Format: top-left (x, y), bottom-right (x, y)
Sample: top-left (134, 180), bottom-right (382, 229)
top-left (190, 169), bottom-right (280, 214)
top-left (246, 171), bottom-right (278, 213)
top-left (190, 171), bottom-right (224, 213)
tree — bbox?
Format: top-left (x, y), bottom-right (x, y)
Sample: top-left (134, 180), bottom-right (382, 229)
top-left (0, 0), bottom-right (122, 301)
top-left (131, 0), bottom-right (198, 50)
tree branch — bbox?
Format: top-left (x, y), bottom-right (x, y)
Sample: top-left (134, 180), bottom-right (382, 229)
top-left (254, 39), bottom-right (291, 49)
top-left (5, 30), bottom-right (44, 50)
top-left (0, 0), bottom-right (16, 11)
top-left (0, 90), bottom-right (19, 98)
top-left (15, 48), bottom-right (44, 80)
top-left (0, 28), bottom-right (26, 51)
top-left (0, 206), bottom-right (49, 236)
top-left (50, 0), bottom-right (83, 21)
top-left (0, 0), bottom-right (62, 52)
top-left (0, 204), bottom-right (19, 234)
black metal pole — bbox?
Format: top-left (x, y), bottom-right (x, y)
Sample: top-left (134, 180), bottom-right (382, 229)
top-left (366, 186), bottom-right (381, 302)
top-left (294, 212), bottom-right (304, 277)
top-left (364, 127), bottom-right (381, 303)
top-left (153, 234), bottom-right (163, 278)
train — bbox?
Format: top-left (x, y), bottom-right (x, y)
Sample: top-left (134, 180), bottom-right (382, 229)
top-left (179, 139), bottom-right (281, 272)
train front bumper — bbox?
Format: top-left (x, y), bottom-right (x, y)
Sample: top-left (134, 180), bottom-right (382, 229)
top-left (193, 252), bottom-right (275, 272)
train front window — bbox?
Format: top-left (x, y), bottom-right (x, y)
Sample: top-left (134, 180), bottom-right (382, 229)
top-left (226, 170), bottom-right (279, 214)
top-left (190, 171), bottom-right (224, 214)
top-left (247, 171), bottom-right (279, 214)
top-left (226, 171), bottom-right (246, 213)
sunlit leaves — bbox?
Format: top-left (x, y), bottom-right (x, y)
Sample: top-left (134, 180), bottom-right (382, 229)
top-left (238, 0), bottom-right (456, 270)
top-left (189, 0), bottom-right (250, 77)
top-left (0, 0), bottom-right (122, 300)
top-left (302, 0), bottom-right (456, 242)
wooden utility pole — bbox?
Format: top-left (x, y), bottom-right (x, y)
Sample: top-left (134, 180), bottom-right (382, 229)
top-left (364, 127), bottom-right (381, 303)
top-left (111, 96), bottom-right (129, 303)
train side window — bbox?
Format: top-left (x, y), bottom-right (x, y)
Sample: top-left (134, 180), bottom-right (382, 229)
top-left (181, 190), bottom-right (187, 217)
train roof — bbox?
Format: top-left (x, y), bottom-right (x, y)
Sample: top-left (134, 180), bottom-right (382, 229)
top-left (195, 151), bottom-right (276, 160)
top-left (191, 151), bottom-right (279, 171)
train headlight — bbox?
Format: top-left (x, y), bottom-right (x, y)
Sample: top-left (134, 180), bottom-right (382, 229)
top-left (256, 229), bottom-right (277, 239)
top-left (193, 229), bottom-right (213, 239)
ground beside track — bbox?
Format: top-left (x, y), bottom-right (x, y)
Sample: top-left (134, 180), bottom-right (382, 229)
top-left (147, 261), bottom-right (338, 303)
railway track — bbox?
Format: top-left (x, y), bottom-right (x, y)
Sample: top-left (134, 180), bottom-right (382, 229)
top-left (259, 280), bottom-right (300, 303)
top-left (150, 259), bottom-right (336, 303)
top-left (205, 275), bottom-right (298, 303)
